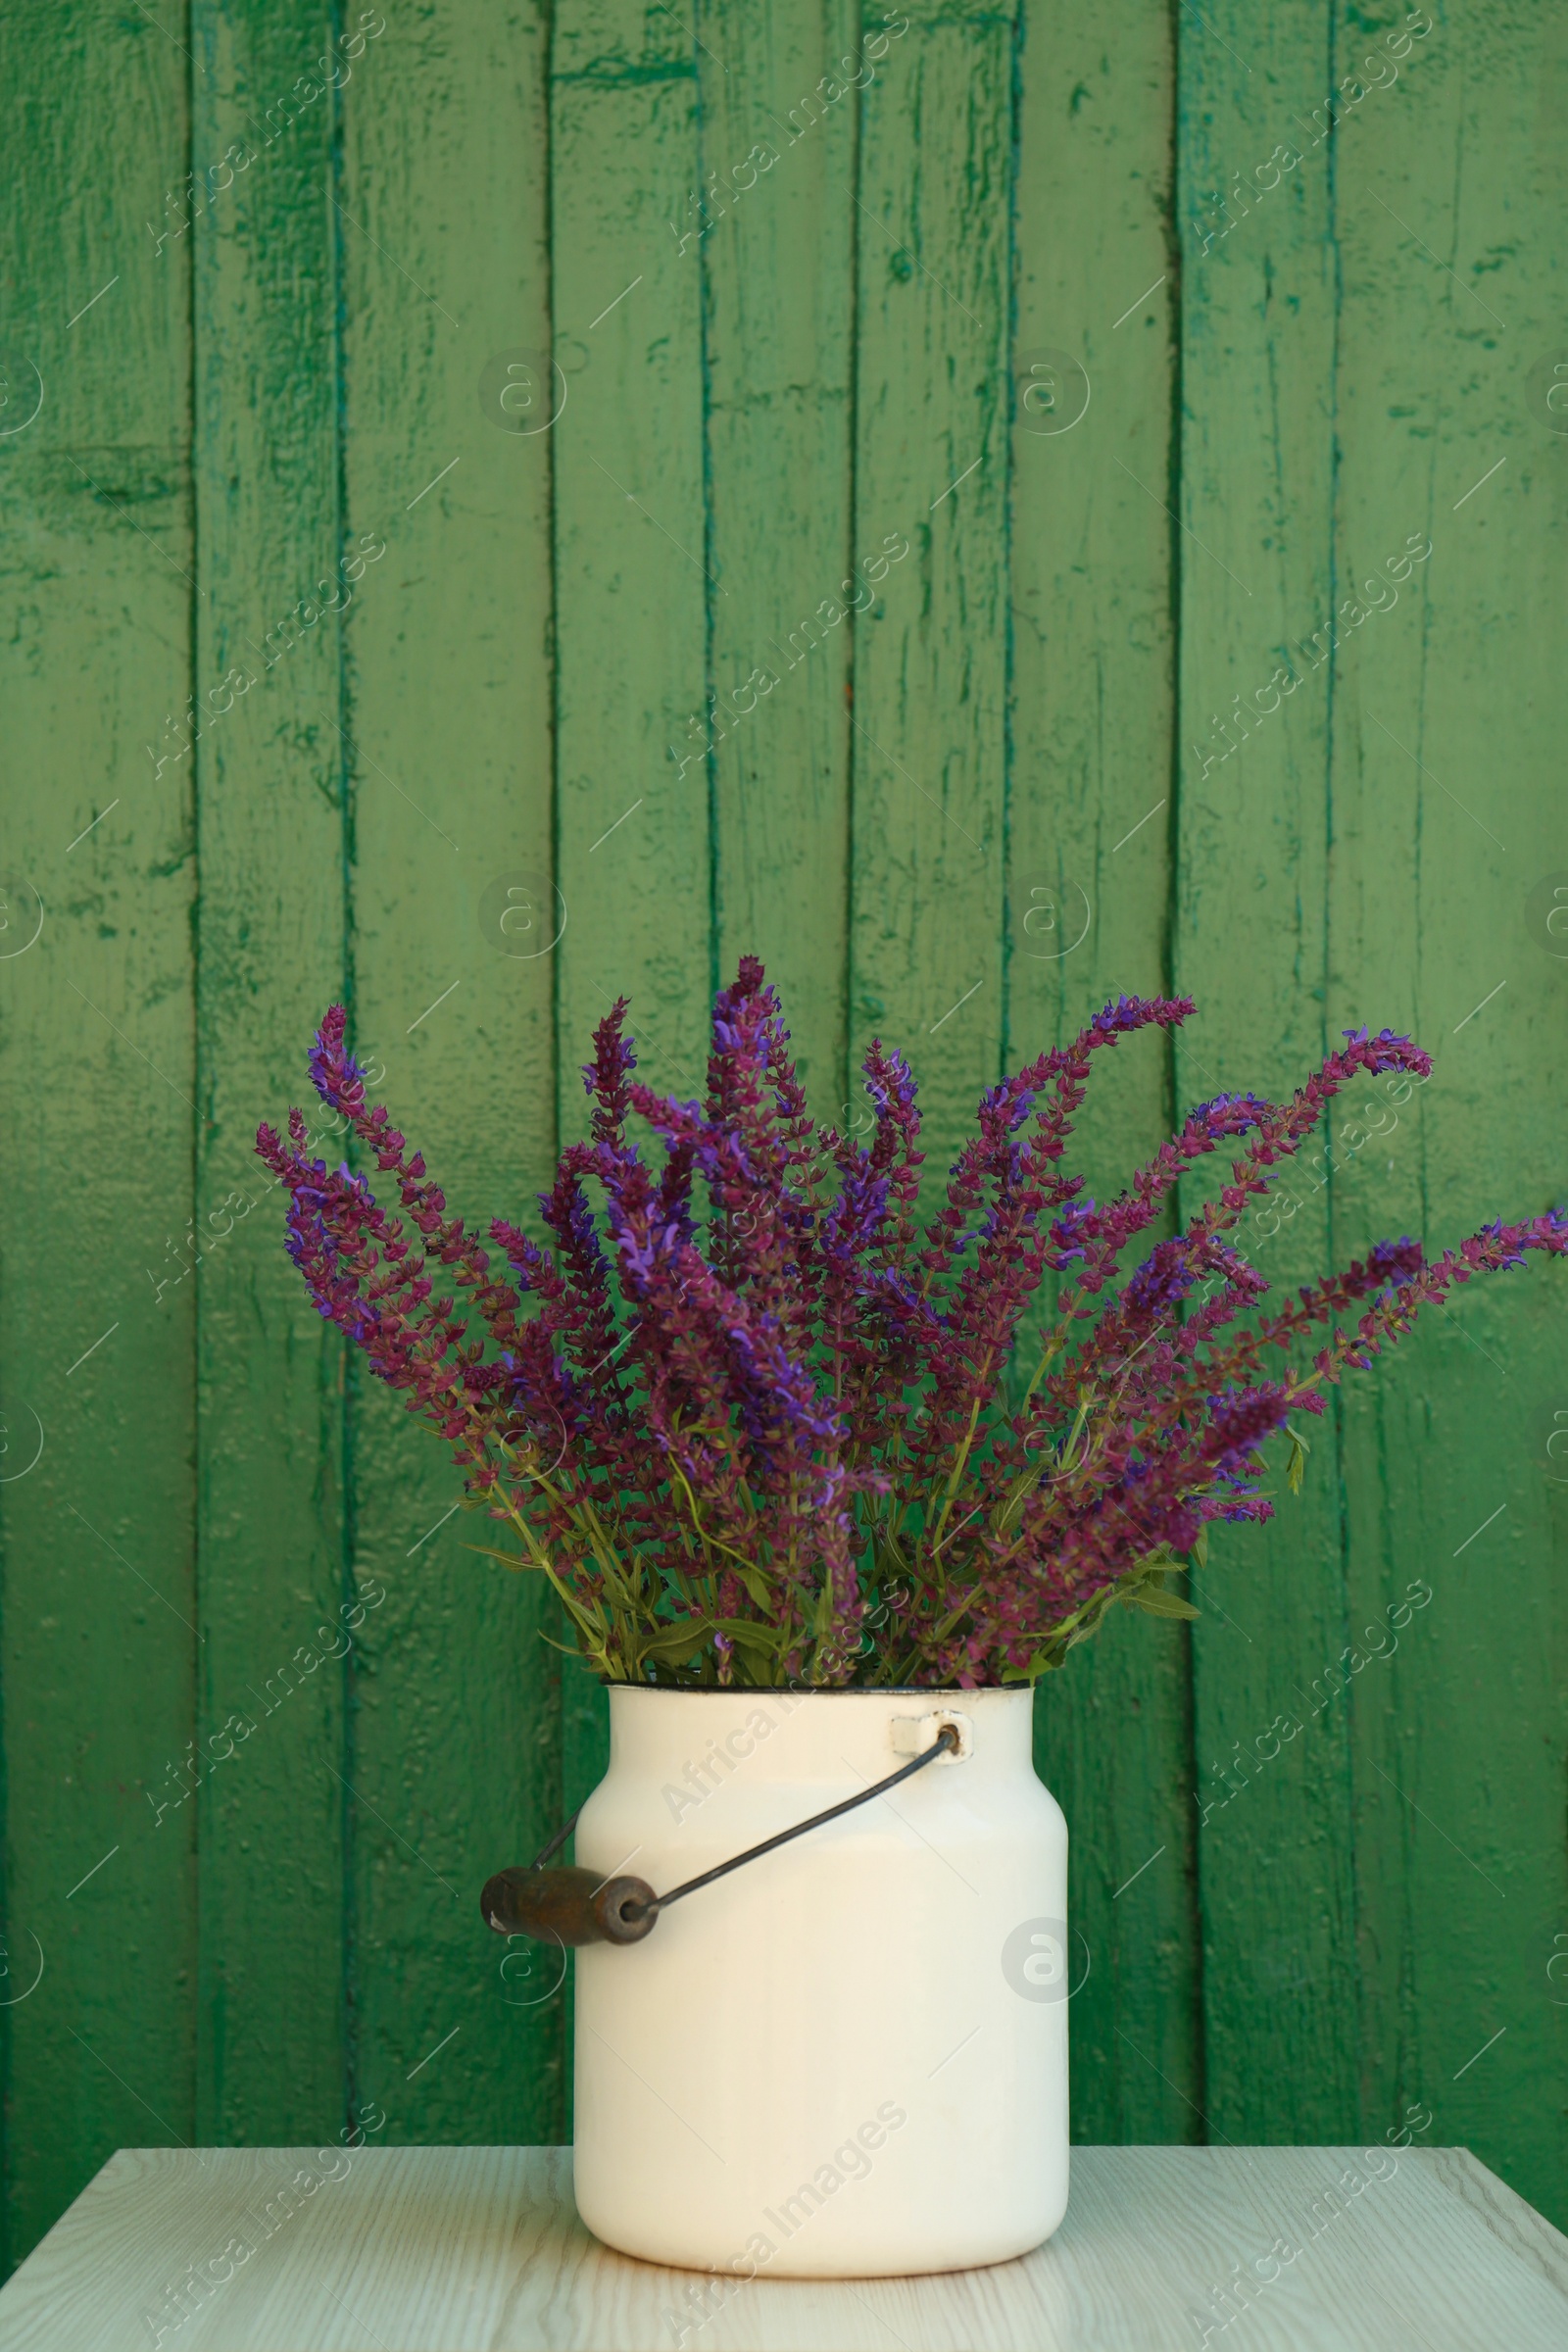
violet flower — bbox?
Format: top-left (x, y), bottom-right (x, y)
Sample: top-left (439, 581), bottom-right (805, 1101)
top-left (258, 978), bottom-right (1566, 1688)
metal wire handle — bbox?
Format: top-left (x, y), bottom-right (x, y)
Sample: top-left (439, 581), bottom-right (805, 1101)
top-left (481, 1725), bottom-right (960, 1947)
top-left (633, 1723), bottom-right (960, 1922)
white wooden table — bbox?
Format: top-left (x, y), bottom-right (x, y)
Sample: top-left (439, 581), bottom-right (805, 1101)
top-left (1, 2144), bottom-right (1565, 2350)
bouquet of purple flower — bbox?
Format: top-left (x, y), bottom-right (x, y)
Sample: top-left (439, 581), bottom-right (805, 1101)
top-left (258, 959), bottom-right (1565, 1690)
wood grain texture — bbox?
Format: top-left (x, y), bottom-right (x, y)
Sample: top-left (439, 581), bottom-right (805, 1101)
top-left (851, 0), bottom-right (1013, 1196)
top-left (547, 0), bottom-right (714, 2089)
top-left (1327, 0), bottom-right (1568, 2225)
top-left (2, 2143), bottom-right (1566, 2350)
top-left (1010, 0), bottom-right (1198, 2145)
top-left (1175, 0), bottom-right (1355, 2145)
top-left (0, 0), bottom-right (199, 2274)
top-left (551, 0), bottom-right (713, 1117)
top-left (1431, 2146), bottom-right (1568, 2303)
top-left (701, 0), bottom-right (857, 1107)
top-left (190, 0), bottom-right (351, 2146)
top-left (337, 0), bottom-right (565, 2154)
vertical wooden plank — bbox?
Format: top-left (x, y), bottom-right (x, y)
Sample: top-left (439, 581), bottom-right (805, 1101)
top-left (0, 0), bottom-right (196, 2272)
top-left (1175, 0), bottom-right (1357, 2141)
top-left (1330, 1), bottom-right (1568, 2226)
top-left (1011, 0), bottom-right (1198, 2143)
top-left (851, 0), bottom-right (1012, 1187)
top-left (192, 0), bottom-right (348, 2143)
top-left (339, 0), bottom-right (564, 2144)
top-left (548, 0), bottom-right (710, 2082)
top-left (701, 0), bottom-right (858, 1101)
top-left (552, 0), bottom-right (711, 1139)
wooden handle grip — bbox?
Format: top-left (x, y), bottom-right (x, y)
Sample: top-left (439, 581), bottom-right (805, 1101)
top-left (480, 1865), bottom-right (658, 1946)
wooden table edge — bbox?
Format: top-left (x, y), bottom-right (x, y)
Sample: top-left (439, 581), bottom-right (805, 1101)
top-left (4, 2140), bottom-right (1568, 2350)
top-left (1426, 2146), bottom-right (1568, 2298)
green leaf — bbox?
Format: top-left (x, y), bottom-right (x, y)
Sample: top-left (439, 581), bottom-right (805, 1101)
top-left (465, 1542), bottom-right (534, 1572)
top-left (1284, 1421), bottom-right (1311, 1495)
top-left (636, 1624), bottom-right (712, 1668)
top-left (1127, 1584), bottom-right (1200, 1620)
top-left (710, 1617), bottom-right (786, 1658)
top-left (730, 1562), bottom-right (775, 1611)
top-left (635, 1614), bottom-right (786, 1674)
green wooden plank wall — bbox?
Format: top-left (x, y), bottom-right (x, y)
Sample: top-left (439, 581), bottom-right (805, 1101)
top-left (1, 0), bottom-right (1563, 2275)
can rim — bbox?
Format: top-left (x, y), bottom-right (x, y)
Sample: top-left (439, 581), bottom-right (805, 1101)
top-left (598, 1678), bottom-right (1023, 1695)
